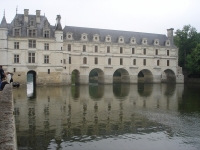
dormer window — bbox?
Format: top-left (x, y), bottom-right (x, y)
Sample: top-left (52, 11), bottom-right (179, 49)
top-left (81, 33), bottom-right (88, 41)
top-left (154, 39), bottom-right (159, 45)
top-left (130, 37), bottom-right (136, 44)
top-left (105, 35), bottom-right (111, 42)
top-left (66, 32), bottom-right (73, 40)
top-left (142, 38), bottom-right (148, 45)
top-left (30, 21), bottom-right (34, 26)
top-left (165, 40), bottom-right (170, 46)
top-left (93, 34), bottom-right (100, 42)
top-left (44, 30), bottom-right (50, 38)
top-left (118, 36), bottom-right (124, 43)
top-left (28, 29), bottom-right (37, 37)
top-left (14, 28), bottom-right (21, 36)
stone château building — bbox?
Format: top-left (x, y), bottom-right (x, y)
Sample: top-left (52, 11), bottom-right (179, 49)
top-left (0, 9), bottom-right (184, 85)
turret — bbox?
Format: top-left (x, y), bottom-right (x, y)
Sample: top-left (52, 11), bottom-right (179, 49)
top-left (55, 15), bottom-right (63, 44)
top-left (0, 12), bottom-right (8, 66)
top-left (54, 15), bottom-right (63, 69)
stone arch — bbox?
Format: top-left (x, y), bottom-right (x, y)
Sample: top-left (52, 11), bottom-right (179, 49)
top-left (71, 69), bottom-right (80, 85)
top-left (162, 69), bottom-right (176, 83)
top-left (27, 70), bottom-right (36, 98)
top-left (89, 68), bottom-right (104, 84)
top-left (113, 68), bottom-right (130, 84)
top-left (138, 69), bottom-right (153, 83)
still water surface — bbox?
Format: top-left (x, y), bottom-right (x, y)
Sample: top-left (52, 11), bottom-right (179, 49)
top-left (13, 83), bottom-right (200, 150)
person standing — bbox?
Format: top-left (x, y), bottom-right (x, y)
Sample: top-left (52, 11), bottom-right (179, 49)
top-left (0, 65), bottom-right (6, 87)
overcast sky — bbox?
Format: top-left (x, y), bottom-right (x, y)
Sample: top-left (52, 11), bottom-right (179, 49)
top-left (1, 0), bottom-right (200, 35)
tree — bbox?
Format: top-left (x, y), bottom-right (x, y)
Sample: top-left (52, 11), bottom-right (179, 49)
top-left (186, 44), bottom-right (200, 77)
top-left (174, 25), bottom-right (199, 69)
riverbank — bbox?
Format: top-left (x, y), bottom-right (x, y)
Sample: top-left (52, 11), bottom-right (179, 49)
top-left (0, 84), bottom-right (17, 150)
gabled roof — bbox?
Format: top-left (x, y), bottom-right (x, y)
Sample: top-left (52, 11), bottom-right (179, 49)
top-left (63, 26), bottom-right (170, 46)
top-left (7, 14), bottom-right (55, 37)
top-left (0, 16), bottom-right (8, 28)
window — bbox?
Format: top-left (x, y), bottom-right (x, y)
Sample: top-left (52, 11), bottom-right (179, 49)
top-left (157, 60), bottom-right (160, 66)
top-left (44, 31), bottom-right (49, 38)
top-left (132, 48), bottom-right (135, 54)
top-left (133, 59), bottom-right (136, 65)
top-left (29, 40), bottom-right (36, 48)
top-left (44, 55), bottom-right (49, 64)
top-left (95, 57), bottom-right (98, 64)
top-left (61, 36), bottom-right (62, 40)
top-left (143, 59), bottom-right (146, 66)
top-left (69, 57), bottom-right (71, 64)
top-left (61, 47), bottom-right (62, 50)
top-left (14, 42), bottom-right (19, 49)
top-left (63, 59), bottom-right (66, 64)
top-left (13, 68), bottom-right (16, 72)
top-left (143, 48), bottom-right (146, 55)
top-left (61, 60), bottom-right (62, 63)
top-left (83, 57), bottom-right (87, 64)
top-left (48, 69), bottom-right (50, 74)
top-left (108, 58), bottom-right (111, 65)
top-left (68, 44), bottom-right (71, 51)
top-left (44, 43), bottom-right (49, 50)
top-left (14, 29), bottom-right (20, 36)
top-left (14, 54), bottom-right (19, 63)
top-left (120, 58), bottom-right (123, 65)
top-left (30, 21), bottom-right (34, 26)
top-left (120, 47), bottom-right (123, 54)
top-left (28, 52), bottom-right (35, 63)
top-left (83, 45), bottom-right (86, 52)
top-left (167, 50), bottom-right (169, 56)
top-left (167, 60), bottom-right (169, 66)
top-left (107, 46), bottom-right (110, 53)
top-left (28, 29), bottom-right (36, 37)
top-left (155, 49), bottom-right (158, 55)
top-left (95, 46), bottom-right (98, 52)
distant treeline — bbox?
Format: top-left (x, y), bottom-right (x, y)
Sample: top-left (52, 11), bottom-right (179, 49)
top-left (174, 25), bottom-right (200, 78)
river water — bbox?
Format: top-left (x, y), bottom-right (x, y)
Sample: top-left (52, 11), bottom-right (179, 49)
top-left (13, 83), bottom-right (200, 150)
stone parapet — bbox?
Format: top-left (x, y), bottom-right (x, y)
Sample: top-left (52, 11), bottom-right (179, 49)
top-left (0, 84), bottom-right (17, 150)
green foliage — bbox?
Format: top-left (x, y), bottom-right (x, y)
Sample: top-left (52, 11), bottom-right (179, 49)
top-left (174, 25), bottom-right (199, 68)
top-left (186, 44), bottom-right (200, 77)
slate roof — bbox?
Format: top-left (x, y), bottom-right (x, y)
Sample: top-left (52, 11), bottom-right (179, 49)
top-left (7, 14), bottom-right (55, 38)
top-left (56, 23), bottom-right (62, 31)
top-left (3, 12), bottom-right (174, 47)
top-left (63, 26), bottom-right (171, 46)
top-left (0, 16), bottom-right (8, 28)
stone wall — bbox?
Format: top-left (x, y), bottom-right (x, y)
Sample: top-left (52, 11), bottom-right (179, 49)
top-left (0, 84), bottom-right (17, 150)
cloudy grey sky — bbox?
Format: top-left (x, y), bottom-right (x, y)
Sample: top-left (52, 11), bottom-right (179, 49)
top-left (1, 0), bottom-right (200, 35)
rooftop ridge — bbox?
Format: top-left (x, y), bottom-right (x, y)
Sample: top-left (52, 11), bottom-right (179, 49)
top-left (64, 25), bottom-right (166, 36)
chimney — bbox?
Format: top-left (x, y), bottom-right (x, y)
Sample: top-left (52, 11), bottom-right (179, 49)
top-left (24, 9), bottom-right (29, 22)
top-left (167, 28), bottom-right (174, 43)
top-left (56, 15), bottom-right (61, 24)
top-left (36, 10), bottom-right (40, 23)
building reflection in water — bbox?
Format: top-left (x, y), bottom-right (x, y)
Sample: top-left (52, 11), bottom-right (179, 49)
top-left (13, 84), bottom-right (185, 149)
